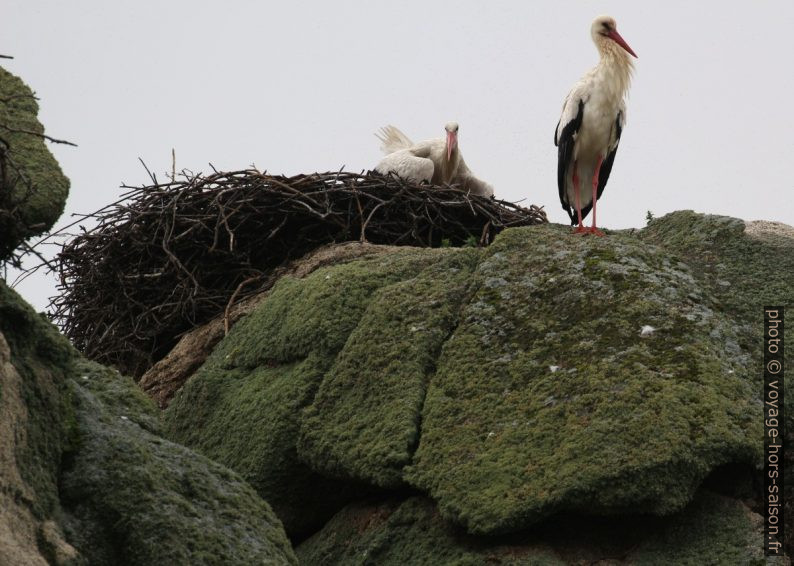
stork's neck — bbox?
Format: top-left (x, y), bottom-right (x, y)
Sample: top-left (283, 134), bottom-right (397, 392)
top-left (595, 44), bottom-right (633, 101)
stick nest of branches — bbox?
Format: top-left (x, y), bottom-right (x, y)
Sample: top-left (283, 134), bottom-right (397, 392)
top-left (51, 169), bottom-right (547, 377)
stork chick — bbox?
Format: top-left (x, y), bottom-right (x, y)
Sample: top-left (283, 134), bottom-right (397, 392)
top-left (555, 15), bottom-right (637, 236)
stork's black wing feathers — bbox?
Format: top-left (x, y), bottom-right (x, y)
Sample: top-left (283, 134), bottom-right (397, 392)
top-left (556, 99), bottom-right (584, 225)
top-left (580, 111), bottom-right (622, 222)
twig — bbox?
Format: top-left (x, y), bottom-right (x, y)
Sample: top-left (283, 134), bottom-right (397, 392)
top-left (223, 275), bottom-right (262, 335)
top-left (0, 124), bottom-right (77, 146)
top-left (49, 169), bottom-right (547, 378)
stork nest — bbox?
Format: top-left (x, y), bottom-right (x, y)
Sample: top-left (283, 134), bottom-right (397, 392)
top-left (51, 169), bottom-right (547, 377)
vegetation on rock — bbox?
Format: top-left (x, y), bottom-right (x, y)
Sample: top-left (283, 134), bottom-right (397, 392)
top-left (164, 248), bottom-right (451, 538)
top-left (61, 359), bottom-right (297, 565)
top-left (408, 223), bottom-right (761, 533)
top-left (0, 279), bottom-right (75, 565)
top-left (166, 212), bottom-right (787, 560)
top-left (0, 280), bottom-right (296, 565)
top-left (297, 492), bottom-right (773, 565)
top-left (0, 66), bottom-right (70, 265)
top-left (298, 249), bottom-right (482, 488)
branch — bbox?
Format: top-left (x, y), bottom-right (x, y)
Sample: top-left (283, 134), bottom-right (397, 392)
top-left (47, 169), bottom-right (548, 378)
top-left (0, 123), bottom-right (77, 146)
top-left (0, 93), bottom-right (39, 104)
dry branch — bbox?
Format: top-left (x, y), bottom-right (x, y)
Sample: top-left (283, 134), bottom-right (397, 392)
top-left (0, 123), bottom-right (77, 146)
top-left (51, 169), bottom-right (547, 377)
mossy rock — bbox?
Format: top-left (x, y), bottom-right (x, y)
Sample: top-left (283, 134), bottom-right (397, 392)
top-left (165, 213), bottom-right (779, 544)
top-left (641, 211), bottom-right (793, 415)
top-left (0, 279), bottom-right (76, 565)
top-left (296, 491), bottom-right (774, 565)
top-left (296, 495), bottom-right (563, 566)
top-left (164, 248), bottom-right (452, 537)
top-left (641, 211), bottom-right (794, 554)
top-left (297, 249), bottom-right (483, 488)
top-left (407, 224), bottom-right (761, 533)
top-left (0, 278), bottom-right (74, 517)
top-left (60, 359), bottom-right (297, 566)
top-left (0, 66), bottom-right (70, 260)
top-left (0, 280), bottom-right (296, 565)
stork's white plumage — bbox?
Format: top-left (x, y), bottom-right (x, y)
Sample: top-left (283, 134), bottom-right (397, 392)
top-left (375, 123), bottom-right (494, 197)
top-left (555, 15), bottom-right (637, 236)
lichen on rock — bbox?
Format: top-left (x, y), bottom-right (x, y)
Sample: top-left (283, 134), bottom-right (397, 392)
top-left (642, 210), bottom-right (794, 555)
top-left (407, 223), bottom-right (762, 534)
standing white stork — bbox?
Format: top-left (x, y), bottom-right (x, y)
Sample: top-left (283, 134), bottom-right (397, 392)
top-left (374, 122), bottom-right (494, 197)
top-left (555, 15), bottom-right (637, 235)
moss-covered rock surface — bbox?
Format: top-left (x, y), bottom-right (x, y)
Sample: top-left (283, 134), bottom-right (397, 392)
top-left (0, 280), bottom-right (296, 565)
top-left (165, 211), bottom-right (791, 561)
top-left (641, 212), bottom-right (794, 556)
top-left (297, 491), bottom-right (770, 565)
top-left (407, 224), bottom-right (760, 533)
top-left (0, 65), bottom-right (70, 261)
top-left (60, 359), bottom-right (297, 565)
top-left (164, 248), bottom-right (455, 537)
top-left (0, 280), bottom-right (75, 565)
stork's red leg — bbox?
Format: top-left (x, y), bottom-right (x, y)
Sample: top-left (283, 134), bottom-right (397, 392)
top-left (588, 156), bottom-right (605, 237)
top-left (572, 162), bottom-right (586, 234)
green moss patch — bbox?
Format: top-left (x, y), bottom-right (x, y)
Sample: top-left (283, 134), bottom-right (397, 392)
top-left (406, 225), bottom-right (761, 534)
top-left (641, 210), bottom-right (794, 556)
top-left (164, 212), bottom-right (784, 552)
top-left (641, 211), bottom-right (793, 414)
top-left (629, 491), bottom-right (770, 565)
top-left (164, 248), bottom-right (449, 536)
top-left (297, 496), bottom-right (563, 566)
top-left (298, 491), bottom-right (768, 565)
top-left (0, 279), bottom-right (74, 519)
top-left (0, 66), bottom-right (70, 259)
top-left (298, 249), bottom-right (482, 488)
top-left (61, 359), bottom-right (296, 566)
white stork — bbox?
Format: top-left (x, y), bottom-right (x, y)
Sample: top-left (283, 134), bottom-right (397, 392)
top-left (555, 15), bottom-right (637, 235)
top-left (374, 122), bottom-right (494, 197)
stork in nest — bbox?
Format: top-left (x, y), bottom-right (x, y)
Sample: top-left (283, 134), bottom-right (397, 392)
top-left (375, 122), bottom-right (494, 198)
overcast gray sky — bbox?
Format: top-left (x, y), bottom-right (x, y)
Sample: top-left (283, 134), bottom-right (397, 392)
top-left (3, 1), bottom-right (794, 312)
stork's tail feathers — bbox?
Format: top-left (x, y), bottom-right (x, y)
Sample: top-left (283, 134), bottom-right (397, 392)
top-left (375, 125), bottom-right (414, 155)
top-left (564, 204), bottom-right (577, 226)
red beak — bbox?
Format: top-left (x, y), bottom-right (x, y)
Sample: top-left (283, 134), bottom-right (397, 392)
top-left (607, 29), bottom-right (637, 58)
top-left (446, 131), bottom-right (457, 161)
